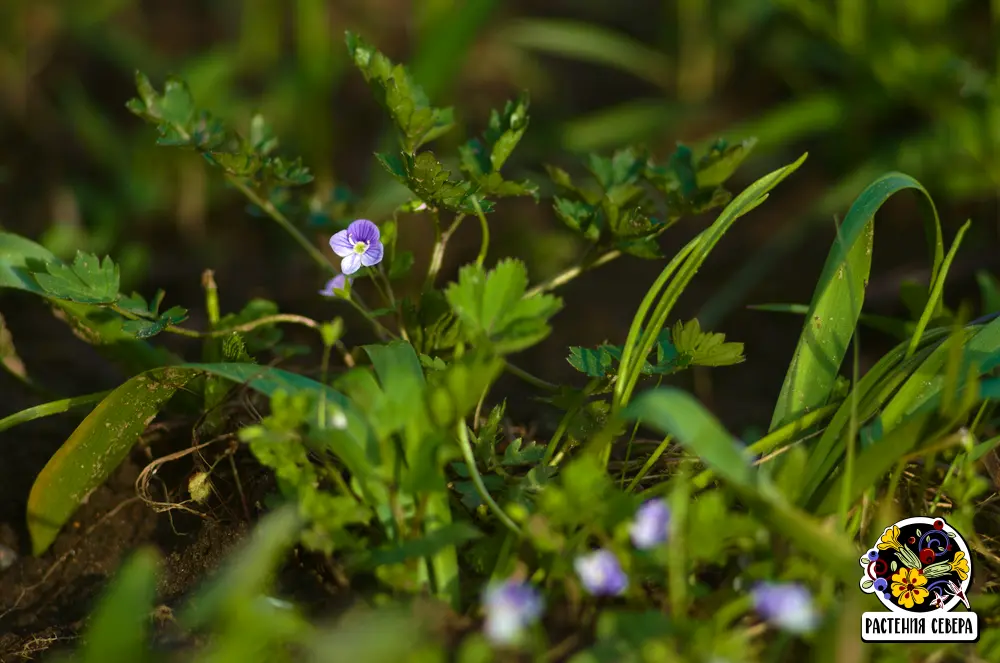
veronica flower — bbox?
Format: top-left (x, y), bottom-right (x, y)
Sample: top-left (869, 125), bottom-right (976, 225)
top-left (574, 549), bottom-right (628, 596)
top-left (329, 219), bottom-right (384, 275)
top-left (751, 581), bottom-right (819, 634)
top-left (319, 274), bottom-right (351, 298)
top-left (482, 579), bottom-right (544, 646)
top-left (629, 498), bottom-right (671, 549)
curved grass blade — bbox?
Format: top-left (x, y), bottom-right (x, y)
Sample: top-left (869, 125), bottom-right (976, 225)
top-left (501, 19), bottom-right (672, 89)
top-left (616, 153), bottom-right (808, 409)
top-left (769, 173), bottom-right (944, 432)
top-left (27, 363), bottom-right (365, 556)
top-left (0, 390), bottom-right (111, 434)
top-left (906, 220), bottom-right (971, 357)
top-left (624, 387), bottom-right (857, 583)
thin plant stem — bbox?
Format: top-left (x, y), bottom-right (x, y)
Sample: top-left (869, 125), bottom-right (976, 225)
top-left (525, 249), bottom-right (621, 298)
top-left (456, 420), bottom-right (521, 535)
top-left (503, 361), bottom-right (559, 391)
top-left (226, 174), bottom-right (337, 275)
top-left (471, 197), bottom-right (490, 266)
top-left (425, 212), bottom-right (466, 290)
top-left (0, 390), bottom-right (112, 433)
top-left (626, 435), bottom-right (673, 493)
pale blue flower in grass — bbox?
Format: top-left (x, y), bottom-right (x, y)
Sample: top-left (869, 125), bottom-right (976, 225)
top-left (574, 549), bottom-right (628, 596)
top-left (482, 579), bottom-right (544, 646)
top-left (629, 498), bottom-right (671, 549)
top-left (319, 274), bottom-right (351, 297)
top-left (329, 219), bottom-right (383, 275)
top-left (751, 581), bottom-right (819, 634)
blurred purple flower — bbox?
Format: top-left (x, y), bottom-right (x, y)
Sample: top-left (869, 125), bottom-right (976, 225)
top-left (330, 219), bottom-right (384, 275)
top-left (751, 581), bottom-right (819, 634)
top-left (574, 549), bottom-right (628, 596)
top-left (319, 274), bottom-right (352, 298)
top-left (482, 579), bottom-right (544, 646)
top-left (629, 498), bottom-right (671, 549)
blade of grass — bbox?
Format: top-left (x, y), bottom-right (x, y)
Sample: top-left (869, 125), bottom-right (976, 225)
top-left (769, 172), bottom-right (944, 432)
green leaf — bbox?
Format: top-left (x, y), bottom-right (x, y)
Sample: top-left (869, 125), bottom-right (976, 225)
top-left (425, 348), bottom-right (505, 428)
top-left (670, 319), bottom-right (745, 367)
top-left (376, 151), bottom-right (491, 214)
top-left (26, 363), bottom-right (366, 556)
top-left (0, 233), bottom-right (176, 372)
top-left (120, 305), bottom-right (188, 339)
top-left (345, 31), bottom-right (455, 153)
top-left (552, 197), bottom-right (601, 241)
top-left (567, 345), bottom-right (617, 378)
top-left (501, 438), bottom-right (546, 466)
top-left (976, 270), bottom-right (1000, 315)
top-left (445, 259), bottom-right (563, 354)
top-left (458, 93), bottom-right (538, 200)
top-left (31, 251), bottom-right (120, 304)
top-left (76, 548), bottom-right (160, 663)
top-left (695, 138), bottom-right (758, 189)
top-left (769, 172), bottom-right (944, 431)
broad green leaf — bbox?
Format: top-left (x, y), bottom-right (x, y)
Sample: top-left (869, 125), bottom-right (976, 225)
top-left (445, 259), bottom-right (563, 354)
top-left (624, 387), bottom-right (857, 583)
top-left (77, 548), bottom-right (160, 663)
top-left (0, 233), bottom-right (176, 371)
top-left (30, 251), bottom-right (119, 304)
top-left (362, 340), bottom-right (428, 437)
top-left (769, 172), bottom-right (944, 431)
top-left (345, 31), bottom-right (455, 153)
top-left (376, 151), bottom-right (491, 214)
top-left (27, 363), bottom-right (365, 555)
top-left (424, 349), bottom-right (505, 428)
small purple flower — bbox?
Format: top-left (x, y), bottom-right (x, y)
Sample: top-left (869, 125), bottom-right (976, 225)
top-left (482, 579), bottom-right (544, 646)
top-left (319, 274), bottom-right (352, 298)
top-left (329, 219), bottom-right (384, 275)
top-left (751, 581), bottom-right (819, 634)
top-left (574, 549), bottom-right (628, 596)
top-left (629, 499), bottom-right (671, 550)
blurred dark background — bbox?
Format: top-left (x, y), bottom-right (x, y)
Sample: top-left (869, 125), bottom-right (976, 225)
top-left (1, 0), bottom-right (999, 439)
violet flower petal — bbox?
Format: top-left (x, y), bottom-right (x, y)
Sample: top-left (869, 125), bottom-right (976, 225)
top-left (629, 498), bottom-right (671, 550)
top-left (751, 582), bottom-right (819, 634)
top-left (329, 230), bottom-right (354, 257)
top-left (348, 219), bottom-right (380, 244)
top-left (360, 240), bottom-right (384, 267)
top-left (482, 580), bottom-right (544, 646)
top-left (574, 549), bottom-right (628, 596)
top-left (340, 252), bottom-right (363, 275)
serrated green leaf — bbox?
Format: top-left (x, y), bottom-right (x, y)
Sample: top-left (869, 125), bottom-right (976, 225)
top-left (553, 197), bottom-right (601, 241)
top-left (567, 346), bottom-right (616, 377)
top-left (31, 251), bottom-right (120, 304)
top-left (345, 31), bottom-right (455, 153)
top-left (615, 236), bottom-right (663, 259)
top-left (458, 93), bottom-right (538, 200)
top-left (445, 259), bottom-right (562, 354)
top-left (670, 319), bottom-right (745, 367)
top-left (222, 332), bottom-right (255, 363)
top-left (501, 438), bottom-right (546, 466)
top-left (120, 305), bottom-right (188, 340)
top-left (695, 138), bottom-right (758, 189)
top-left (377, 151), bottom-right (491, 214)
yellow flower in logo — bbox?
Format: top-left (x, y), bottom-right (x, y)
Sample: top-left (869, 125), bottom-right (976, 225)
top-left (949, 551), bottom-right (969, 581)
top-left (891, 567), bottom-right (929, 609)
top-left (878, 525), bottom-right (902, 551)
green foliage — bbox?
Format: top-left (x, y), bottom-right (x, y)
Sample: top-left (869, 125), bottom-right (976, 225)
top-left (445, 259), bottom-right (562, 354)
top-left (345, 31), bottom-right (455, 155)
top-left (459, 93), bottom-right (539, 200)
top-left (31, 251), bottom-right (120, 304)
top-left (567, 318), bottom-right (743, 378)
top-left (376, 151), bottom-right (491, 214)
